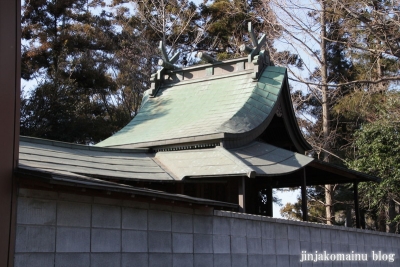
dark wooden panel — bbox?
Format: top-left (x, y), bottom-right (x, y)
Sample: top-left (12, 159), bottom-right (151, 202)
top-left (0, 0), bottom-right (20, 265)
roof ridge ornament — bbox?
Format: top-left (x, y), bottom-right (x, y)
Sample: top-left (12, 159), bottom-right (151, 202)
top-left (150, 41), bottom-right (181, 96)
top-left (239, 22), bottom-right (272, 80)
top-left (196, 51), bottom-right (217, 64)
top-left (239, 22), bottom-right (267, 63)
top-left (158, 41), bottom-right (180, 70)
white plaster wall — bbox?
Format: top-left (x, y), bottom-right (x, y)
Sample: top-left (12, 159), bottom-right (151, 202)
top-left (14, 189), bottom-right (400, 267)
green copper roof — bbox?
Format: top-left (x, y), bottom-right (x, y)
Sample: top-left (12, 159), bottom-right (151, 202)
top-left (155, 141), bottom-right (314, 180)
top-left (19, 137), bottom-right (174, 181)
top-left (97, 66), bottom-right (287, 148)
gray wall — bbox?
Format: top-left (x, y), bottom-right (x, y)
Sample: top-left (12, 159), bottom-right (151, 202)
top-left (15, 189), bottom-right (400, 267)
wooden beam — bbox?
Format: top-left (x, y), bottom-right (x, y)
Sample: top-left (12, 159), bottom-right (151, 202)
top-left (158, 59), bottom-right (178, 70)
top-left (354, 182), bottom-right (361, 228)
top-left (197, 52), bottom-right (217, 63)
top-left (301, 168), bottom-right (308, 221)
top-left (169, 52), bottom-right (180, 65)
top-left (239, 44), bottom-right (253, 54)
top-left (248, 22), bottom-right (258, 48)
top-left (159, 41), bottom-right (169, 62)
top-left (244, 22), bottom-right (267, 63)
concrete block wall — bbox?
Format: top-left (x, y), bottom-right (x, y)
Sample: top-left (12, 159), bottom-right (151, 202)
top-left (15, 189), bottom-right (400, 267)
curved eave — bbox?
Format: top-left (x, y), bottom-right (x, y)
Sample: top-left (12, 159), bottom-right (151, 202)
top-left (308, 160), bottom-right (381, 183)
top-left (279, 77), bottom-right (313, 153)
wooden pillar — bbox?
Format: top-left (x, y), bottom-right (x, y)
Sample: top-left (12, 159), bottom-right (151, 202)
top-left (360, 210), bottom-right (366, 229)
top-left (245, 179), bottom-right (257, 214)
top-left (388, 200), bottom-right (396, 233)
top-left (226, 180), bottom-right (231, 203)
top-left (301, 168), bottom-right (308, 221)
top-left (199, 183), bottom-right (204, 199)
top-left (238, 177), bottom-right (246, 213)
top-left (354, 182), bottom-right (361, 228)
top-left (176, 183), bottom-right (184, 194)
top-left (0, 0), bottom-right (20, 265)
top-left (266, 185), bottom-right (273, 217)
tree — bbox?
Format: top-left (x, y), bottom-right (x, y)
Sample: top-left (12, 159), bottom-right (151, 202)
top-left (113, 0), bottom-right (206, 65)
top-left (347, 93), bottom-right (400, 232)
top-left (20, 0), bottom-right (144, 143)
top-left (280, 188), bottom-right (327, 223)
top-left (256, 0), bottom-right (400, 225)
top-left (331, 0), bottom-right (400, 66)
top-left (199, 0), bottom-right (279, 60)
top-left (259, 0), bottom-right (351, 224)
top-left (111, 7), bottom-right (159, 118)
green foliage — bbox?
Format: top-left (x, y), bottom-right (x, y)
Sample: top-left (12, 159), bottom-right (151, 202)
top-left (280, 195), bottom-right (327, 223)
top-left (333, 91), bottom-right (386, 122)
top-left (348, 122), bottom-right (400, 208)
top-left (20, 0), bottom-right (132, 144)
top-left (20, 0), bottom-right (162, 144)
top-left (346, 93), bottom-right (400, 231)
top-left (21, 81), bottom-right (121, 143)
top-left (335, 90), bottom-right (400, 155)
top-left (280, 185), bottom-right (353, 224)
top-left (199, 0), bottom-right (277, 59)
top-left (200, 0), bottom-right (249, 52)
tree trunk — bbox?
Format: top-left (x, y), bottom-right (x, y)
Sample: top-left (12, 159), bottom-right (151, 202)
top-left (378, 208), bottom-right (386, 232)
top-left (388, 199), bottom-right (396, 233)
top-left (320, 0), bottom-right (334, 225)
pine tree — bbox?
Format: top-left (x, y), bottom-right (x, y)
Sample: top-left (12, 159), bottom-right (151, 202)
top-left (198, 0), bottom-right (279, 60)
top-left (21, 0), bottom-right (131, 143)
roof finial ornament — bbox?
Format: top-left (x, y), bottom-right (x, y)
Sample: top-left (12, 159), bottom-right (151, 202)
top-left (239, 22), bottom-right (267, 63)
top-left (196, 51), bottom-right (217, 64)
top-left (158, 41), bottom-right (180, 70)
top-left (150, 41), bottom-right (181, 96)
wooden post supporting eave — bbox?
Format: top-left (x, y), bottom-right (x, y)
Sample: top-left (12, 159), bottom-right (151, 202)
top-left (354, 182), bottom-right (361, 228)
top-left (176, 183), bottom-right (184, 194)
top-left (301, 168), bottom-right (308, 222)
top-left (266, 185), bottom-right (273, 217)
top-left (238, 177), bottom-right (246, 213)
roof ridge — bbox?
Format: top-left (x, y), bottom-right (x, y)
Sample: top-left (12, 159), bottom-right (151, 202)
top-left (159, 69), bottom-right (254, 89)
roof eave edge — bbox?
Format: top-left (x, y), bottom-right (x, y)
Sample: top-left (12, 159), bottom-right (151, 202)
top-left (20, 136), bottom-right (149, 153)
top-left (280, 76), bottom-right (313, 153)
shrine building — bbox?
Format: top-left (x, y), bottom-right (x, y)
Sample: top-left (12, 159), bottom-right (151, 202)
top-left (18, 27), bottom-right (378, 226)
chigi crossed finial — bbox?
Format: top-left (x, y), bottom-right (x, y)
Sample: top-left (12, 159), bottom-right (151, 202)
top-left (239, 22), bottom-right (267, 62)
top-left (157, 41), bottom-right (180, 70)
top-left (150, 41), bottom-right (180, 96)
